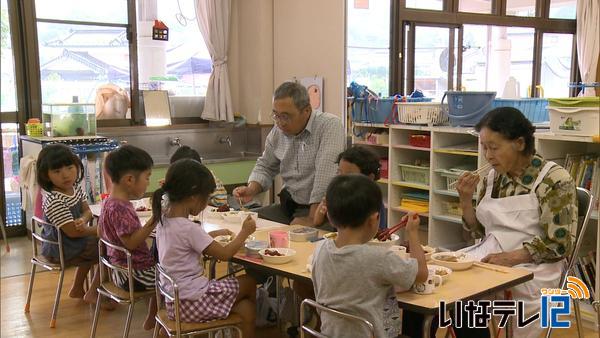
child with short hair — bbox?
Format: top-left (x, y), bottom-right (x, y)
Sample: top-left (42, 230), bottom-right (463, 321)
top-left (153, 159), bottom-right (257, 338)
top-left (36, 144), bottom-right (105, 309)
top-left (99, 145), bottom-right (157, 329)
top-left (169, 145), bottom-right (228, 207)
top-left (313, 145), bottom-right (386, 230)
top-left (311, 175), bottom-right (428, 337)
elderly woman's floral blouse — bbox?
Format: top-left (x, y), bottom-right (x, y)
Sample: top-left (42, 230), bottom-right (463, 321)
top-left (464, 153), bottom-right (578, 264)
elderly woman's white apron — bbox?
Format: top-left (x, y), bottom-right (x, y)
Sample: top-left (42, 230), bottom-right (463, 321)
top-left (461, 162), bottom-right (565, 338)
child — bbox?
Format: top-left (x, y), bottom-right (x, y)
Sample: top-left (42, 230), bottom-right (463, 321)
top-left (36, 144), bottom-right (106, 308)
top-left (153, 159), bottom-right (257, 338)
top-left (169, 145), bottom-right (228, 207)
top-left (313, 146), bottom-right (387, 231)
top-left (311, 174), bottom-right (428, 337)
top-left (98, 145), bottom-right (157, 330)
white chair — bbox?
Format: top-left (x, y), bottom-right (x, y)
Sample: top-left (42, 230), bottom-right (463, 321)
top-left (90, 238), bottom-right (155, 338)
top-left (153, 263), bottom-right (243, 338)
top-left (299, 298), bottom-right (375, 338)
top-left (24, 216), bottom-right (67, 328)
top-left (545, 187), bottom-right (594, 338)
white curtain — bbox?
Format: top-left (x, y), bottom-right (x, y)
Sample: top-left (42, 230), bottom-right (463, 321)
top-left (576, 0), bottom-right (600, 97)
top-left (195, 0), bottom-right (234, 121)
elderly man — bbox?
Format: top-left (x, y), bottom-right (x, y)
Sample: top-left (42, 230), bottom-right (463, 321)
top-left (233, 81), bottom-right (345, 226)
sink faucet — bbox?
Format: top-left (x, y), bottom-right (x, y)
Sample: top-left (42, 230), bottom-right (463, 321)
top-left (219, 136), bottom-right (232, 148)
top-left (169, 137), bottom-right (181, 147)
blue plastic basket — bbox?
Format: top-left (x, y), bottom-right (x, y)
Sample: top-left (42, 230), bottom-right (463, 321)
top-left (6, 192), bottom-right (22, 226)
top-left (351, 97), bottom-right (396, 124)
top-left (490, 98), bottom-right (549, 123)
top-left (443, 91), bottom-right (496, 127)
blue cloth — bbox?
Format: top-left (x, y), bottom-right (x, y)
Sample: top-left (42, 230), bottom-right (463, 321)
top-left (379, 202), bottom-right (387, 230)
top-left (41, 200), bottom-right (88, 262)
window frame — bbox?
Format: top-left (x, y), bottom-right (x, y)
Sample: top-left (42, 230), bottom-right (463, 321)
top-left (390, 0), bottom-right (578, 98)
top-left (16, 0), bottom-right (208, 128)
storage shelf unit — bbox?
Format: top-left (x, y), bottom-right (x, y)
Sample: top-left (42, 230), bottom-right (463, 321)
top-left (351, 123), bottom-right (600, 330)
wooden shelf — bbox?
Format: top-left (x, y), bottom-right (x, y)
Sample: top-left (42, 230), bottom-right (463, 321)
top-left (432, 214), bottom-right (463, 224)
top-left (377, 178), bottom-right (389, 184)
top-left (434, 189), bottom-right (460, 198)
top-left (353, 122), bottom-right (389, 128)
top-left (535, 132), bottom-right (599, 144)
top-left (433, 189), bottom-right (477, 200)
top-left (353, 141), bottom-right (389, 147)
top-left (390, 124), bottom-right (431, 131)
top-left (391, 181), bottom-right (430, 191)
top-left (391, 206), bottom-right (429, 217)
top-left (433, 148), bottom-right (479, 157)
top-left (392, 144), bottom-right (431, 151)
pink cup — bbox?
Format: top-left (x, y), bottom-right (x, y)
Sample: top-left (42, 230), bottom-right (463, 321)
top-left (269, 230), bottom-right (290, 248)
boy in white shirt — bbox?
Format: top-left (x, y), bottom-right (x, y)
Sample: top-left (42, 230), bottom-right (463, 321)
top-left (311, 174), bottom-right (428, 337)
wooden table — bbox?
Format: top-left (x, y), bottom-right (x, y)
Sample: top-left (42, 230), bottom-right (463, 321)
top-left (91, 206), bottom-right (534, 337)
top-left (396, 263), bottom-right (533, 338)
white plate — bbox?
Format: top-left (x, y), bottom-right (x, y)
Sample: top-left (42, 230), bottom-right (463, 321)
top-left (427, 264), bottom-right (452, 283)
top-left (431, 252), bottom-right (475, 271)
top-left (259, 248), bottom-right (296, 264)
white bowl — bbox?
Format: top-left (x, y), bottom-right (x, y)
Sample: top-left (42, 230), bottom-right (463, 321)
top-left (428, 264), bottom-right (452, 283)
top-left (214, 235), bottom-right (233, 245)
top-left (259, 248), bottom-right (296, 264)
top-left (367, 234), bottom-right (400, 247)
top-left (431, 252), bottom-right (475, 271)
top-left (290, 227), bottom-right (318, 242)
top-left (423, 245), bottom-right (436, 260)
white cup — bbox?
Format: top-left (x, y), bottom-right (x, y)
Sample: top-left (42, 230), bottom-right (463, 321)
top-left (412, 274), bottom-right (443, 295)
top-left (389, 245), bottom-right (409, 259)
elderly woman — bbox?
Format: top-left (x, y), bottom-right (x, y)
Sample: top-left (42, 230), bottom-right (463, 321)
top-left (452, 107), bottom-right (578, 338)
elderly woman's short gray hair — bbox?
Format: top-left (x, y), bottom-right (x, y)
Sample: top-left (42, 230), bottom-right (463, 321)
top-left (273, 82), bottom-right (310, 111)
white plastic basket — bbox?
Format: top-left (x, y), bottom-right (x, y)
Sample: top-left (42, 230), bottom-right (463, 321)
top-left (396, 102), bottom-right (449, 125)
top-left (399, 164), bottom-right (430, 185)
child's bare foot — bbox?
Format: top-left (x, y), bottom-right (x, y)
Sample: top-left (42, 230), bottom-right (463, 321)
top-left (69, 287), bottom-right (85, 299)
top-left (143, 316), bottom-right (156, 330)
top-left (83, 293), bottom-right (117, 311)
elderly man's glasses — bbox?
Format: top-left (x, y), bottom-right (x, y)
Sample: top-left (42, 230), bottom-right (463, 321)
top-left (271, 113), bottom-right (292, 124)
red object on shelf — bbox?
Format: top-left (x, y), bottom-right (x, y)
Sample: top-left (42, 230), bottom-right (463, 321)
top-left (380, 158), bottom-right (389, 179)
top-left (408, 134), bottom-right (431, 148)
top-left (152, 20), bottom-right (169, 41)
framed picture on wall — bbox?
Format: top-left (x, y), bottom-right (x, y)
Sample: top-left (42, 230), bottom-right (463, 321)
top-left (299, 76), bottom-right (324, 112)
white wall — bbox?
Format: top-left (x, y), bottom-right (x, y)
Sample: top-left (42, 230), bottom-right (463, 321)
top-left (229, 0), bottom-right (274, 125)
top-left (229, 0), bottom-right (346, 120)
top-left (273, 0), bottom-right (346, 117)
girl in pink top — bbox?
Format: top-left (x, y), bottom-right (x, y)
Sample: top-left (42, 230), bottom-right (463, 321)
top-left (153, 159), bottom-right (257, 338)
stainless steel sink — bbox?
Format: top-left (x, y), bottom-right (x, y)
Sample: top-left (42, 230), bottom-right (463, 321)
top-left (201, 151), bottom-right (261, 164)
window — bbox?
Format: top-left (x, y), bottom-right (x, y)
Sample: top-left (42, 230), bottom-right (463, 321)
top-left (506, 0), bottom-right (536, 17)
top-left (389, 0), bottom-right (577, 99)
top-left (405, 0), bottom-right (443, 11)
top-left (138, 0), bottom-right (211, 97)
top-left (35, 0), bottom-right (131, 120)
top-left (414, 26), bottom-right (450, 99)
top-left (1, 0), bottom-right (17, 112)
top-left (549, 0), bottom-right (576, 20)
top-left (462, 25), bottom-right (534, 98)
top-left (1, 0), bottom-right (22, 227)
top-left (540, 33), bottom-right (574, 98)
top-left (346, 0), bottom-right (390, 96)
top-left (458, 0), bottom-right (492, 14)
